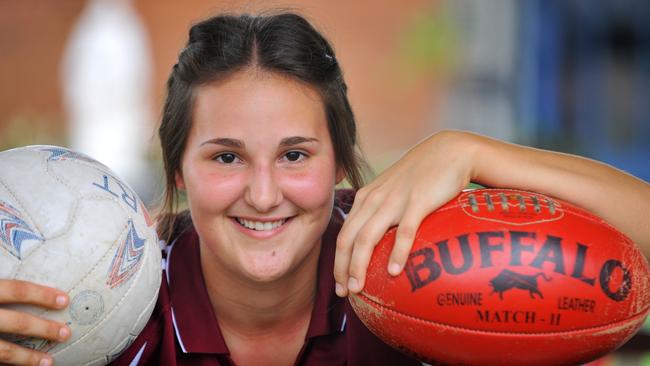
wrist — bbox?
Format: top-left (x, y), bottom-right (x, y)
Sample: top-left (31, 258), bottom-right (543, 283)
top-left (438, 130), bottom-right (483, 184)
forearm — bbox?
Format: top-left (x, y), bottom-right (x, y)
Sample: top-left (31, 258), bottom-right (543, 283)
top-left (461, 131), bottom-right (650, 255)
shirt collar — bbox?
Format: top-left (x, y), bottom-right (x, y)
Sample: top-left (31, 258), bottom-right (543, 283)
top-left (167, 229), bottom-right (229, 354)
top-left (167, 208), bottom-right (347, 354)
top-left (305, 210), bottom-right (347, 338)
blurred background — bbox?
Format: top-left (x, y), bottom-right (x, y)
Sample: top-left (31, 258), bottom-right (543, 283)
top-left (1, 0), bottom-right (648, 363)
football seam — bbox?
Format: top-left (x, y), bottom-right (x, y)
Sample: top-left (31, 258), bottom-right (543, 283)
top-left (355, 291), bottom-right (650, 336)
top-left (438, 189), bottom-right (638, 251)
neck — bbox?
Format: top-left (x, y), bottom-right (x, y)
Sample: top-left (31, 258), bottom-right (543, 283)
top-left (199, 241), bottom-right (320, 338)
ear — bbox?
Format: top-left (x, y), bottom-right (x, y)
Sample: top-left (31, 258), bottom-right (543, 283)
top-left (335, 167), bottom-right (346, 185)
top-left (175, 171), bottom-right (186, 190)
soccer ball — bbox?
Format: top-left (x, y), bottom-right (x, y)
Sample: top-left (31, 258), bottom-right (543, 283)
top-left (0, 145), bottom-right (161, 365)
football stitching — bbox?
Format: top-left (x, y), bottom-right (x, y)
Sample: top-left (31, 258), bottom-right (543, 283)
top-left (436, 189), bottom-right (637, 250)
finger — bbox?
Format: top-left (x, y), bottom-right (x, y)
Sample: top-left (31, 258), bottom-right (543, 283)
top-left (333, 234), bottom-right (351, 297)
top-left (389, 193), bottom-right (450, 276)
top-left (0, 308), bottom-right (71, 343)
top-left (344, 185), bottom-right (370, 218)
top-left (389, 208), bottom-right (428, 276)
top-left (0, 339), bottom-right (53, 366)
top-left (341, 185), bottom-right (379, 225)
top-left (347, 207), bottom-right (401, 294)
top-left (334, 221), bottom-right (365, 297)
top-left (0, 280), bottom-right (68, 309)
top-left (333, 190), bottom-right (384, 297)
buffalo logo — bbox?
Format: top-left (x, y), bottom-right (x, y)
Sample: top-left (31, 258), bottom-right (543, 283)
top-left (489, 269), bottom-right (552, 299)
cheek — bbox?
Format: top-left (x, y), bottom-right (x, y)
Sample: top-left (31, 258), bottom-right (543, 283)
top-left (283, 164), bottom-right (337, 210)
top-left (185, 169), bottom-right (245, 213)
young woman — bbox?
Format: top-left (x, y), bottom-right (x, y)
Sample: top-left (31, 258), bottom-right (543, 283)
top-left (1, 12), bottom-right (649, 366)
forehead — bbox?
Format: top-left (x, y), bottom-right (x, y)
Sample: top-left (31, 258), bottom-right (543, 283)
top-left (191, 71), bottom-right (328, 136)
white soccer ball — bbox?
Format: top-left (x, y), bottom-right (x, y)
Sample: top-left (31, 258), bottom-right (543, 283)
top-left (0, 145), bottom-right (161, 365)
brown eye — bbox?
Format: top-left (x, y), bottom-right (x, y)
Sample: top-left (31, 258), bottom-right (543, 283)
top-left (215, 153), bottom-right (239, 164)
top-left (284, 151), bottom-right (305, 162)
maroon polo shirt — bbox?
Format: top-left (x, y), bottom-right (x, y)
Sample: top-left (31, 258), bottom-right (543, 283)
top-left (110, 191), bottom-right (421, 366)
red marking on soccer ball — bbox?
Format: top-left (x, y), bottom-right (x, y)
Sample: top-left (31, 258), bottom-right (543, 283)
top-left (349, 189), bottom-right (650, 366)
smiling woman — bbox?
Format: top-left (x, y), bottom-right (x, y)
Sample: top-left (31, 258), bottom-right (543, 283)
top-left (171, 71), bottom-right (347, 364)
top-left (108, 12), bottom-right (420, 366)
top-left (130, 13), bottom-right (407, 365)
top-left (1, 9), bottom-right (649, 366)
top-left (178, 71), bottom-right (341, 284)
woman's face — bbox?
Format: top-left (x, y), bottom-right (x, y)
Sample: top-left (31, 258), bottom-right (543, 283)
top-left (177, 71), bottom-right (343, 283)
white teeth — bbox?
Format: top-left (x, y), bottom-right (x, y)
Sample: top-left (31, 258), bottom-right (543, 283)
top-left (236, 218), bottom-right (287, 231)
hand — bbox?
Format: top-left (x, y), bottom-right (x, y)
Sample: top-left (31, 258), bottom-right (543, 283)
top-left (334, 131), bottom-right (478, 297)
top-left (0, 279), bottom-right (70, 366)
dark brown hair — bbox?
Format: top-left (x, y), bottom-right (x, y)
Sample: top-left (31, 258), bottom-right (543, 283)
top-left (157, 12), bottom-right (367, 241)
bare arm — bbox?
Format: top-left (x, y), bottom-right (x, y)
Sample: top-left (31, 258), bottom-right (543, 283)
top-left (334, 130), bottom-right (650, 297)
top-left (471, 132), bottom-right (650, 252)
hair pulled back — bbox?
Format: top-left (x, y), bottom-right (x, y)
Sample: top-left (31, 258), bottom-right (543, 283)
top-left (157, 12), bottom-right (366, 241)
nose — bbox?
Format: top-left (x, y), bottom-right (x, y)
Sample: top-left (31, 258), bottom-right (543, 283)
top-left (244, 163), bottom-right (283, 213)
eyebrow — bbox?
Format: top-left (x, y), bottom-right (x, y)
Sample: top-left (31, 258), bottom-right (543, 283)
top-left (200, 136), bottom-right (318, 148)
top-left (279, 136), bottom-right (319, 147)
top-left (200, 138), bottom-right (244, 148)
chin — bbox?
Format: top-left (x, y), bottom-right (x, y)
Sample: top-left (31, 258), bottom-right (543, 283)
top-left (242, 254), bottom-right (292, 283)
top-left (244, 267), bottom-right (291, 284)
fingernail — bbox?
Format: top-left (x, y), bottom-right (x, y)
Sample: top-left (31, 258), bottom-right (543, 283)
top-left (348, 277), bottom-right (359, 292)
top-left (335, 283), bottom-right (345, 297)
top-left (59, 326), bottom-right (70, 341)
top-left (56, 295), bottom-right (67, 307)
top-left (39, 358), bottom-right (52, 366)
top-left (388, 262), bottom-right (402, 276)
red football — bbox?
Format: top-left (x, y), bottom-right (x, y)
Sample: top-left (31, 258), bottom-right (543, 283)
top-left (350, 188), bottom-right (650, 366)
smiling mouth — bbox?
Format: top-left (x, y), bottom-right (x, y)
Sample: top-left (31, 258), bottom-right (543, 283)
top-left (235, 217), bottom-right (290, 231)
